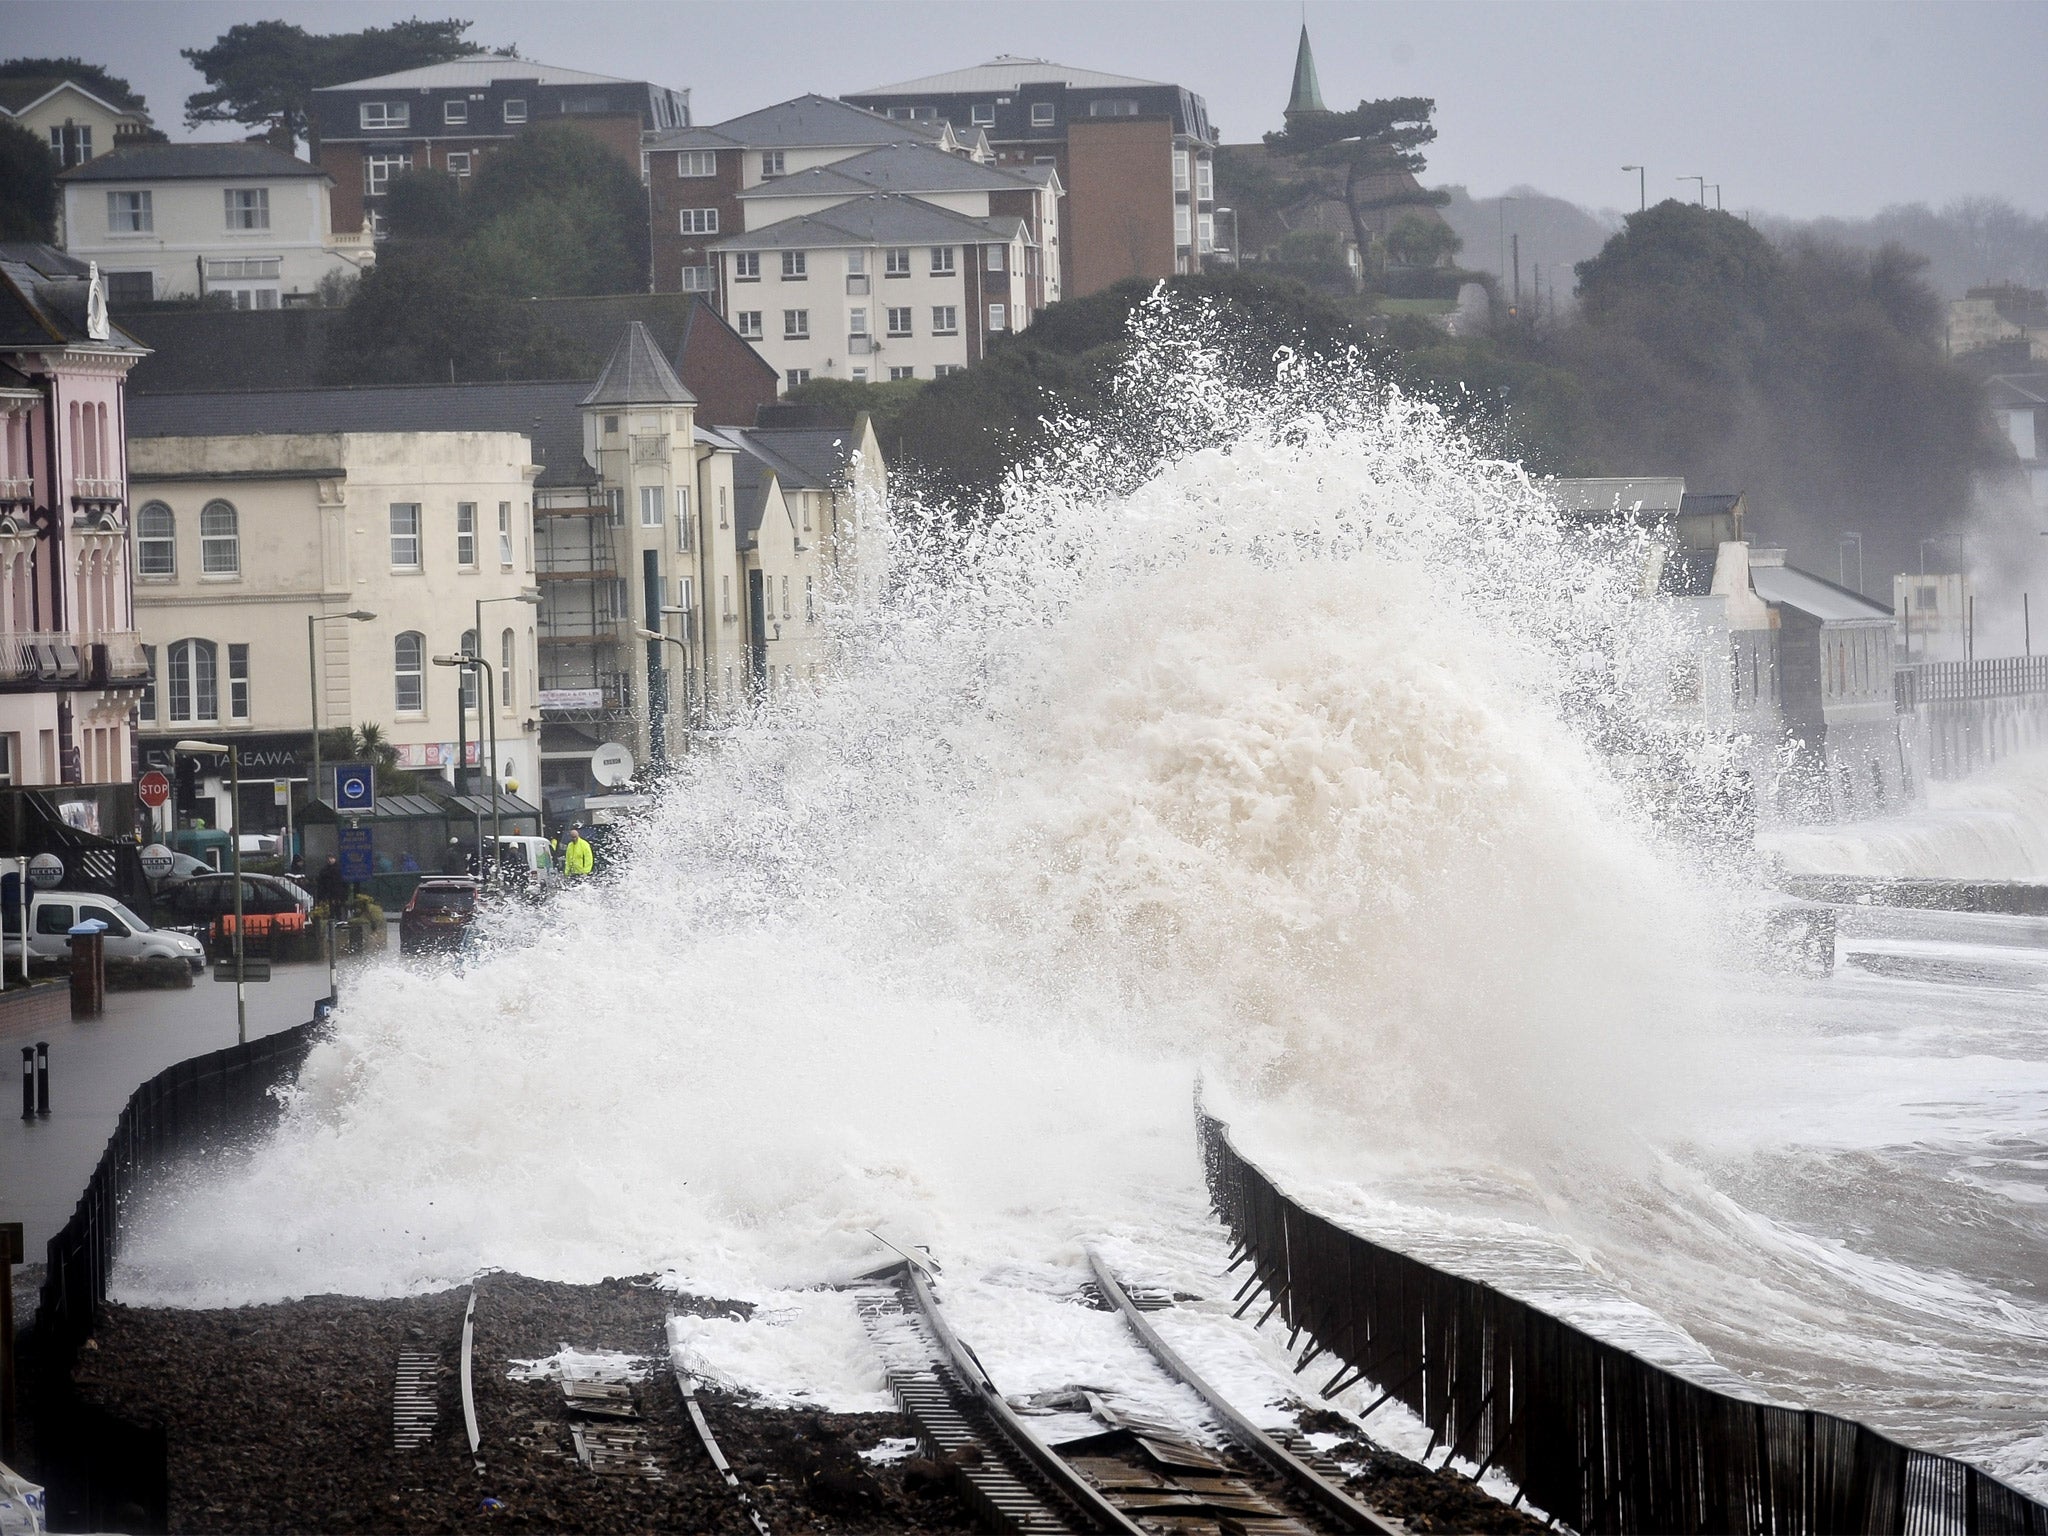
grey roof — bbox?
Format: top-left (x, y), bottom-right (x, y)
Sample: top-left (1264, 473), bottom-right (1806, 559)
top-left (711, 193), bottom-right (1023, 251)
top-left (318, 55), bottom-right (639, 92)
top-left (125, 380), bottom-right (599, 486)
top-left (853, 56), bottom-right (1167, 94)
top-left (1988, 374), bottom-right (2048, 408)
top-left (58, 142), bottom-right (328, 183)
top-left (659, 93), bottom-right (950, 151)
top-left (713, 425), bottom-right (854, 492)
top-left (1751, 564), bottom-right (1895, 624)
top-left (0, 244), bottom-right (149, 354)
top-left (581, 321), bottom-right (694, 407)
top-left (738, 141), bottom-right (1042, 199)
top-left (1548, 476), bottom-right (1688, 517)
top-left (0, 77), bottom-right (145, 119)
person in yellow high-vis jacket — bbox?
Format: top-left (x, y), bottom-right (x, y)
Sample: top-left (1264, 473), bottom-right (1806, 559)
top-left (563, 824), bottom-right (594, 877)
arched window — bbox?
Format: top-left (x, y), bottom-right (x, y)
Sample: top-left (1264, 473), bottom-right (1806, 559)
top-left (459, 628), bottom-right (478, 711)
top-left (394, 632), bottom-right (424, 713)
top-left (199, 499), bottom-right (239, 575)
top-left (500, 627), bottom-right (514, 709)
top-left (166, 638), bottom-right (218, 723)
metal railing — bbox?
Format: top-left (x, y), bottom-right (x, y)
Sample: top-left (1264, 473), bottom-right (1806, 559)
top-left (0, 630), bottom-right (150, 686)
top-left (1897, 657), bottom-right (2048, 709)
top-left (1198, 1101), bottom-right (2048, 1535)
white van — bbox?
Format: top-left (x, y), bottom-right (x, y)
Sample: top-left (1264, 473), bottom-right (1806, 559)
top-left (2, 891), bottom-right (207, 972)
top-left (491, 836), bottom-right (558, 884)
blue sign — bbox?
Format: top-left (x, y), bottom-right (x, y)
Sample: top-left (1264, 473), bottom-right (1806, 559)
top-left (334, 762), bottom-right (376, 813)
top-left (338, 825), bottom-right (375, 883)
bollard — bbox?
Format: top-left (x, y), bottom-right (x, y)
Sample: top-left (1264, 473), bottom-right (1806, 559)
top-left (17, 1046), bottom-right (29, 1120)
top-left (35, 1041), bottom-right (47, 1116)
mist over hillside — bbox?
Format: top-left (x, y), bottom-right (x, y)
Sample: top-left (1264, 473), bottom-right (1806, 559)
top-left (1753, 197), bottom-right (2048, 300)
top-left (1438, 185), bottom-right (1617, 303)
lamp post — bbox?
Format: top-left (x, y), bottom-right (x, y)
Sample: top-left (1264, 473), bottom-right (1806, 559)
top-left (175, 738), bottom-right (244, 1044)
top-left (1496, 195), bottom-right (1517, 298)
top-left (636, 625), bottom-right (693, 753)
top-left (1708, 183), bottom-right (1722, 210)
top-left (434, 655), bottom-right (497, 885)
top-left (475, 587), bottom-right (542, 816)
top-left (1622, 165), bottom-right (1644, 212)
top-left (1837, 531), bottom-right (1863, 593)
top-left (1681, 175), bottom-right (1706, 205)
top-left (307, 610), bottom-right (377, 821)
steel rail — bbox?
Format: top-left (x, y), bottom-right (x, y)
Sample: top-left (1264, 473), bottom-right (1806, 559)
top-left (677, 1368), bottom-right (773, 1535)
top-left (459, 1289), bottom-right (481, 1468)
top-left (1086, 1248), bottom-right (1403, 1536)
top-left (905, 1263), bottom-right (1149, 1536)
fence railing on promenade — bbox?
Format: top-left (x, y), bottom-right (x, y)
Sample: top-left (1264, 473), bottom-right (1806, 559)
top-left (1897, 656), bottom-right (2048, 710)
top-left (1198, 1102), bottom-right (2048, 1535)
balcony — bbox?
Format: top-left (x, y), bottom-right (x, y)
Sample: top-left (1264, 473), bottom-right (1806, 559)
top-left (0, 477), bottom-right (31, 506)
top-left (535, 487), bottom-right (614, 516)
top-left (538, 605), bottom-right (624, 644)
top-left (0, 629), bottom-right (149, 691)
top-left (72, 477), bottom-right (123, 503)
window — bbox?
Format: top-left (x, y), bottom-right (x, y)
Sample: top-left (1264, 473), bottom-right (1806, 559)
top-left (390, 503), bottom-right (421, 569)
top-left (228, 643), bottom-right (250, 721)
top-left (933, 364), bottom-right (964, 377)
top-left (443, 98), bottom-right (468, 125)
top-left (1175, 204), bottom-right (1192, 245)
top-left (1199, 212), bottom-right (1214, 252)
top-left (1196, 157), bottom-right (1214, 200)
top-left (850, 367), bottom-right (868, 383)
top-left (677, 576), bottom-right (693, 611)
top-left (736, 310), bottom-right (763, 338)
top-left (199, 500), bottom-right (239, 575)
top-left (987, 244), bottom-right (1006, 272)
top-left (137, 502), bottom-right (175, 576)
top-left (971, 103), bottom-right (996, 125)
top-left (785, 369), bottom-right (810, 390)
top-left (930, 246), bottom-right (955, 275)
top-left (459, 630), bottom-right (479, 711)
top-left (988, 302), bottom-right (1007, 332)
top-left (48, 124), bottom-right (91, 167)
top-left (719, 486), bottom-right (729, 527)
top-left (105, 270), bottom-right (152, 305)
top-left (680, 263), bottom-right (715, 292)
top-left (140, 646), bottom-right (156, 720)
top-left (781, 251), bottom-right (807, 279)
top-left (456, 501), bottom-right (477, 566)
top-left (498, 501), bottom-right (514, 566)
top-left (889, 365), bottom-right (915, 381)
top-left (805, 575), bottom-right (816, 621)
top-left (501, 628), bottom-right (515, 708)
top-left (365, 153), bottom-right (412, 197)
top-left (167, 638), bottom-right (218, 723)
top-left (107, 190), bottom-right (151, 233)
top-left (1091, 99), bottom-right (1140, 118)
top-left (679, 149), bottom-right (717, 177)
top-left (640, 486), bottom-right (664, 526)
top-left (781, 575), bottom-right (791, 619)
top-left (503, 98), bottom-right (528, 123)
top-left (679, 208), bottom-right (719, 234)
top-left (931, 305), bottom-right (958, 334)
top-left (676, 487), bottom-right (691, 550)
top-left (886, 306), bottom-right (912, 337)
top-left (722, 574), bottom-right (732, 617)
top-left (846, 251), bottom-right (865, 275)
top-left (359, 101), bottom-right (409, 129)
top-left (604, 414), bottom-right (620, 436)
top-left (394, 632), bottom-right (424, 713)
top-left (604, 488), bottom-right (625, 526)
top-left (885, 247), bottom-right (910, 277)
top-left (735, 252), bottom-right (760, 281)
top-left (1173, 150), bottom-right (1190, 193)
top-left (848, 307), bottom-right (868, 336)
top-left (445, 151), bottom-right (471, 176)
top-left (224, 188), bottom-right (270, 231)
top-left (760, 150), bottom-right (786, 177)
top-left (783, 308), bottom-right (809, 338)
top-left (1030, 102), bottom-right (1055, 127)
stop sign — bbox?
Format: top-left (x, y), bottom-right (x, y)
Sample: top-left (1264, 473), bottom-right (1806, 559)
top-left (138, 770), bottom-right (171, 808)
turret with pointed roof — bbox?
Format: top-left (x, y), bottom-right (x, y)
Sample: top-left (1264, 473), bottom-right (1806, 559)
top-left (582, 321), bottom-right (695, 408)
top-left (1285, 23), bottom-right (1328, 121)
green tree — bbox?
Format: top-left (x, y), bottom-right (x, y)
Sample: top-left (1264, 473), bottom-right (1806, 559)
top-left (325, 259), bottom-right (576, 384)
top-left (182, 18), bottom-right (488, 150)
top-left (0, 56), bottom-right (147, 111)
top-left (1386, 212), bottom-right (1461, 268)
top-left (0, 118), bottom-right (56, 242)
top-left (463, 125), bottom-right (647, 294)
top-left (1263, 97), bottom-right (1450, 283)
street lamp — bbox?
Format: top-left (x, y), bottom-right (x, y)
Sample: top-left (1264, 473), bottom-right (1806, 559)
top-left (1837, 531), bottom-right (1863, 593)
top-left (307, 610), bottom-right (377, 821)
top-left (475, 588), bottom-right (542, 802)
top-left (1496, 195), bottom-right (1517, 307)
top-left (1707, 183), bottom-right (1722, 211)
top-left (1680, 175), bottom-right (1706, 205)
top-left (175, 738), bottom-right (245, 1044)
top-left (659, 602), bottom-right (706, 740)
top-left (434, 654), bottom-right (498, 885)
top-left (1621, 165), bottom-right (1644, 212)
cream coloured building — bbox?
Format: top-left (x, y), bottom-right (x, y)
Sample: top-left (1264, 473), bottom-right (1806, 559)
top-left (0, 77), bottom-right (151, 170)
top-left (59, 142), bottom-right (375, 309)
top-left (125, 428), bottom-right (542, 829)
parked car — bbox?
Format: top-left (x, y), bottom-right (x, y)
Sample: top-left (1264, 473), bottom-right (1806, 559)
top-left (149, 850), bottom-right (218, 887)
top-left (400, 878), bottom-right (479, 955)
top-left (2, 891), bottom-right (207, 972)
top-left (152, 872), bottom-right (313, 948)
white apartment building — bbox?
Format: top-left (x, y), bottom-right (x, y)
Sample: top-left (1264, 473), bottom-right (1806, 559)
top-left (58, 143), bottom-right (375, 309)
top-left (711, 193), bottom-right (1037, 388)
top-left (125, 428), bottom-right (543, 827)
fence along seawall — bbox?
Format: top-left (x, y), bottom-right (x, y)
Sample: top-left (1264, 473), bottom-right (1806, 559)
top-left (1197, 1103), bottom-right (2048, 1536)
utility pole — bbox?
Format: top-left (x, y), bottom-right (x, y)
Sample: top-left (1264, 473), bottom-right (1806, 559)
top-left (1511, 233), bottom-right (1520, 309)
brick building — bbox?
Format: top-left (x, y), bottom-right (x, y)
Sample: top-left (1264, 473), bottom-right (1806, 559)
top-left (308, 56), bottom-right (689, 238)
top-left (844, 57), bottom-right (1217, 296)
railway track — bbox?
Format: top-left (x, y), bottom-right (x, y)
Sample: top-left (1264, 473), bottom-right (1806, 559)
top-left (855, 1249), bottom-right (1406, 1535)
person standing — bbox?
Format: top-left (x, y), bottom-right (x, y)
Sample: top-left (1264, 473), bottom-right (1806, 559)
top-left (562, 824), bottom-right (594, 878)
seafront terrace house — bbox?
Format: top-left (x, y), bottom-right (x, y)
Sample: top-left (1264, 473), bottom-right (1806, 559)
top-left (0, 246), bottom-right (152, 797)
top-left (57, 142), bottom-right (376, 309)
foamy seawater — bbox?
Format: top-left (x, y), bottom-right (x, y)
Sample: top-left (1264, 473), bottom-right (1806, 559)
top-left (114, 304), bottom-right (2048, 1498)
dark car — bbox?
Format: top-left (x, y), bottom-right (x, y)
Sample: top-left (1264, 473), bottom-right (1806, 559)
top-left (152, 872), bottom-right (314, 949)
top-left (400, 878), bottom-right (479, 956)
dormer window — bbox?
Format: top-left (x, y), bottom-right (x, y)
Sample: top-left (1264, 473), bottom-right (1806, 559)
top-left (359, 101), bottom-right (409, 130)
top-left (970, 103), bottom-right (995, 125)
top-left (1030, 102), bottom-right (1055, 127)
top-left (443, 98), bottom-right (468, 125)
top-left (761, 150), bottom-right (786, 177)
top-left (503, 98), bottom-right (528, 124)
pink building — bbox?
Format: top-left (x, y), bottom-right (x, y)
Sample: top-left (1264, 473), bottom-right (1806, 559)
top-left (0, 245), bottom-right (151, 789)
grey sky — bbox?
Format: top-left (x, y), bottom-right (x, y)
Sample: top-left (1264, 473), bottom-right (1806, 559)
top-left (6, 0), bottom-right (2042, 219)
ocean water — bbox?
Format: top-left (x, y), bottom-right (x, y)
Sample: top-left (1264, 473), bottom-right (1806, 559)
top-left (115, 305), bottom-right (2048, 1499)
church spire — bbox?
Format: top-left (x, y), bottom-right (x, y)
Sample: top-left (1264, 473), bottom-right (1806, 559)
top-left (1285, 23), bottom-right (1327, 121)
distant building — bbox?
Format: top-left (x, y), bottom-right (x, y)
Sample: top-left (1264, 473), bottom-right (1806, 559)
top-left (1892, 570), bottom-right (1971, 663)
top-left (844, 57), bottom-right (1218, 295)
top-left (1987, 373), bottom-right (2048, 511)
top-left (0, 246), bottom-right (152, 790)
top-left (0, 76), bottom-right (152, 169)
top-left (309, 56), bottom-right (689, 239)
top-left (1947, 285), bottom-right (2048, 365)
top-left (56, 142), bottom-right (375, 308)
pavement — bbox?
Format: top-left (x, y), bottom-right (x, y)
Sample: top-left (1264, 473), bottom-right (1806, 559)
top-left (0, 959), bottom-right (340, 1264)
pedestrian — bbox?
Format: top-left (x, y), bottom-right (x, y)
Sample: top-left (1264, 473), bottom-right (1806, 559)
top-left (444, 836), bottom-right (470, 876)
top-left (562, 823), bottom-right (594, 878)
top-left (313, 854), bottom-right (346, 913)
